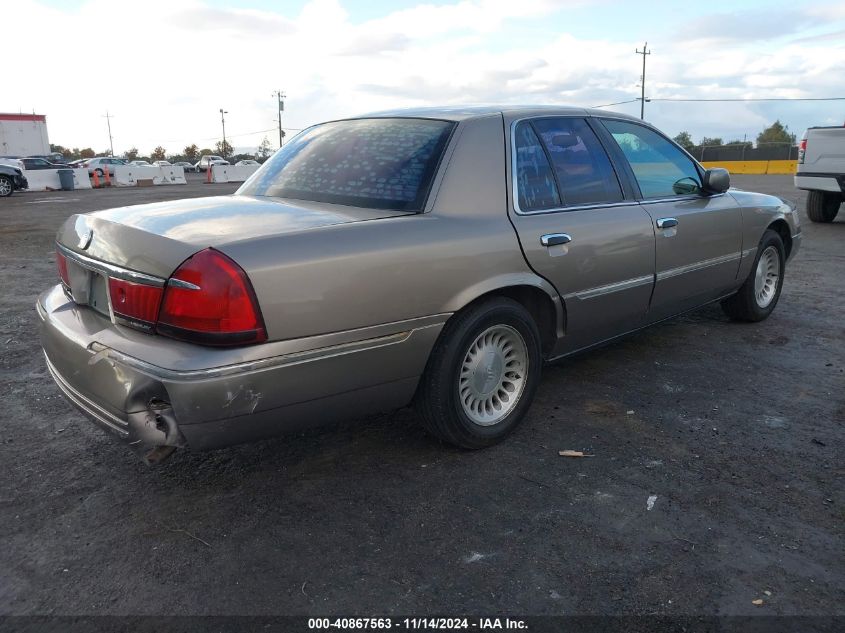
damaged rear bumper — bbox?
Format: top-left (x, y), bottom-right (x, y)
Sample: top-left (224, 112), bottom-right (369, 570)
top-left (37, 285), bottom-right (445, 463)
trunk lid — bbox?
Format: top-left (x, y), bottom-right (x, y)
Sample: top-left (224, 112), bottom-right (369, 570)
top-left (57, 194), bottom-right (410, 278)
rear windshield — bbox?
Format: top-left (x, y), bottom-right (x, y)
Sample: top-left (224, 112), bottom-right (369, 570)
top-left (238, 118), bottom-right (455, 211)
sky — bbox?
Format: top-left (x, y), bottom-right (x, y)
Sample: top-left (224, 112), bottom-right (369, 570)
top-left (5, 0), bottom-right (845, 156)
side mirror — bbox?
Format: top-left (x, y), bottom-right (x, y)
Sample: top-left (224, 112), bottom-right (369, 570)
top-left (703, 168), bottom-right (730, 194)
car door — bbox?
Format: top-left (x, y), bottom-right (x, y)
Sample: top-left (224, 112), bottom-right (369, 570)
top-left (599, 118), bottom-right (743, 322)
top-left (507, 116), bottom-right (656, 355)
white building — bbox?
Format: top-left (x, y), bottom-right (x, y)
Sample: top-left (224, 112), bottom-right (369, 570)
top-left (0, 113), bottom-right (50, 157)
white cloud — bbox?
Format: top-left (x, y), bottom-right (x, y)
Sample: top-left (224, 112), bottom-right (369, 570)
top-left (3, 0), bottom-right (844, 155)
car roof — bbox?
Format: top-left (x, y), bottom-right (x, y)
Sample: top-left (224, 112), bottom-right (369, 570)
top-left (354, 104), bottom-right (642, 122)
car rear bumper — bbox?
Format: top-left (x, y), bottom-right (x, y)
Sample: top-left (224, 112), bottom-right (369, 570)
top-left (38, 285), bottom-right (446, 463)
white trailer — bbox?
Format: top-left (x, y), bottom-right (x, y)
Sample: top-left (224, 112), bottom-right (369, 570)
top-left (0, 113), bottom-right (50, 158)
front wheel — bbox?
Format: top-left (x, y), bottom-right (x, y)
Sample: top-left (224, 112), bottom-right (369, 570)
top-left (721, 229), bottom-right (785, 322)
top-left (415, 297), bottom-right (542, 449)
top-left (806, 190), bottom-right (841, 223)
top-left (0, 175), bottom-right (13, 197)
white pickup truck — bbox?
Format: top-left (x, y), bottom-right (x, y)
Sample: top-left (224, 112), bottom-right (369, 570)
top-left (795, 126), bottom-right (845, 223)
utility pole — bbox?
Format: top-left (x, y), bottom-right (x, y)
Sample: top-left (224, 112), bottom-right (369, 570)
top-left (103, 111), bottom-right (114, 156)
top-left (219, 108), bottom-right (228, 157)
top-left (272, 90), bottom-right (286, 148)
top-left (635, 42), bottom-right (651, 119)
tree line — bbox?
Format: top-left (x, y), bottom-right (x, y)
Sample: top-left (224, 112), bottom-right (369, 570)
top-left (672, 120), bottom-right (797, 153)
top-left (50, 136), bottom-right (276, 163)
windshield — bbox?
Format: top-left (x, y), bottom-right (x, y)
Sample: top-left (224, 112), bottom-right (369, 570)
top-left (238, 117), bottom-right (455, 211)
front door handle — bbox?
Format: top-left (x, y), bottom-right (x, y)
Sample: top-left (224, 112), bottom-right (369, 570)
top-left (540, 233), bottom-right (572, 247)
top-left (656, 217), bottom-right (678, 229)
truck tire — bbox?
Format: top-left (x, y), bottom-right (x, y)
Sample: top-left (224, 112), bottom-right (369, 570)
top-left (415, 297), bottom-right (542, 449)
top-left (806, 190), bottom-right (841, 223)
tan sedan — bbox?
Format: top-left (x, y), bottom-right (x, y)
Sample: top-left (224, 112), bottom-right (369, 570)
top-left (39, 106), bottom-right (801, 463)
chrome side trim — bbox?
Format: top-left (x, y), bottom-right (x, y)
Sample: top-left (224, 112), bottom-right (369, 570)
top-left (640, 193), bottom-right (727, 204)
top-left (657, 252), bottom-right (741, 282)
top-left (741, 247), bottom-right (758, 259)
top-left (57, 242), bottom-right (166, 287)
top-left (45, 353), bottom-right (129, 435)
top-left (168, 278), bottom-right (201, 290)
top-left (564, 274), bottom-right (653, 301)
top-left (87, 325), bottom-right (441, 382)
top-left (509, 116), bottom-right (632, 216)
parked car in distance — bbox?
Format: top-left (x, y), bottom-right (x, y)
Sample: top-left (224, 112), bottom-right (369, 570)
top-left (795, 126), bottom-right (845, 223)
top-left (128, 160), bottom-right (153, 167)
top-left (152, 160), bottom-right (172, 167)
top-left (40, 106), bottom-right (801, 464)
top-left (68, 159), bottom-right (88, 169)
top-left (173, 161), bottom-right (197, 172)
top-left (0, 157), bottom-right (25, 171)
top-left (235, 159), bottom-right (259, 167)
top-left (19, 157), bottom-right (66, 170)
top-left (195, 155), bottom-right (229, 172)
top-left (0, 163), bottom-right (28, 196)
top-left (84, 157), bottom-right (127, 177)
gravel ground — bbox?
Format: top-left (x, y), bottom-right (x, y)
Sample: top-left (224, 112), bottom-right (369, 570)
top-left (0, 175), bottom-right (842, 620)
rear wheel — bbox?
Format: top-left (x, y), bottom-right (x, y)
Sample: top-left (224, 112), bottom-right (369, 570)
top-left (415, 297), bottom-right (542, 449)
top-left (806, 190), bottom-right (841, 223)
top-left (721, 229), bottom-right (785, 322)
top-left (0, 175), bottom-right (13, 197)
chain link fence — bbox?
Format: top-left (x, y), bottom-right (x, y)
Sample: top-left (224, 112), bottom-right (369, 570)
top-left (695, 142), bottom-right (797, 162)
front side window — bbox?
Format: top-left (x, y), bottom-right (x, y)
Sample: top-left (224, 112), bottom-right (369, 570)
top-left (239, 118), bottom-right (454, 211)
top-left (601, 119), bottom-right (702, 198)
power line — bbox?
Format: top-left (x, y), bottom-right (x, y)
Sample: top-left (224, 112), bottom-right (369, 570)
top-left (592, 99), bottom-right (640, 108)
top-left (592, 96), bottom-right (845, 108)
top-left (650, 97), bottom-right (845, 102)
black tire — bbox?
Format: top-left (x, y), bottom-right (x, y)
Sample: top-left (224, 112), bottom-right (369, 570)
top-left (721, 229), bottom-right (785, 322)
top-left (806, 190), bottom-right (841, 223)
top-left (415, 297), bottom-right (542, 449)
top-left (0, 175), bottom-right (13, 197)
top-left (94, 168), bottom-right (104, 178)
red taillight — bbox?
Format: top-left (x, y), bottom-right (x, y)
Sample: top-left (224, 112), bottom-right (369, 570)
top-left (156, 248), bottom-right (266, 346)
top-left (56, 250), bottom-right (70, 286)
top-left (108, 277), bottom-right (163, 324)
top-left (798, 138), bottom-right (807, 164)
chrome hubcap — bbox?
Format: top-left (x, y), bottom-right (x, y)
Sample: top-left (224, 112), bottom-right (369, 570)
top-left (459, 325), bottom-right (528, 426)
top-left (0, 179), bottom-right (10, 195)
top-left (754, 246), bottom-right (780, 308)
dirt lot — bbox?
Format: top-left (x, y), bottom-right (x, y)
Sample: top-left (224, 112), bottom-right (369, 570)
top-left (0, 176), bottom-right (842, 620)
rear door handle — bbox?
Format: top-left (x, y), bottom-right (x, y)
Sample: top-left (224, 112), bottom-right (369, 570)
top-left (656, 218), bottom-right (678, 229)
top-left (540, 233), bottom-right (571, 247)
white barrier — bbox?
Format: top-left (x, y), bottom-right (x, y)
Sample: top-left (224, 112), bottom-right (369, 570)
top-left (210, 164), bottom-right (260, 183)
top-left (114, 165), bottom-right (187, 186)
top-left (23, 168), bottom-right (92, 191)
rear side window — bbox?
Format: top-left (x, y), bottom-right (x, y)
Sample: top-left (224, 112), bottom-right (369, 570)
top-left (531, 118), bottom-right (623, 206)
top-left (601, 119), bottom-right (702, 198)
top-left (239, 118), bottom-right (454, 211)
top-left (514, 122), bottom-right (561, 212)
